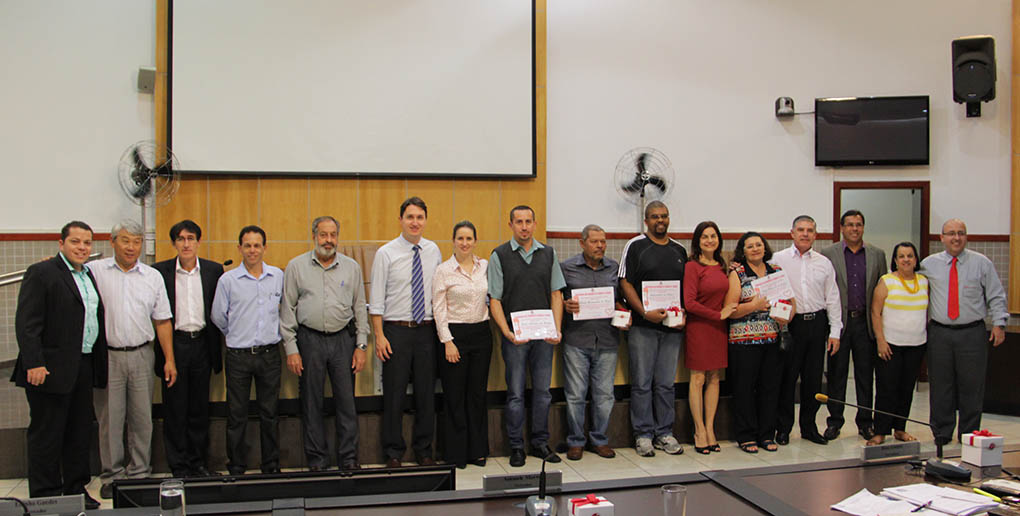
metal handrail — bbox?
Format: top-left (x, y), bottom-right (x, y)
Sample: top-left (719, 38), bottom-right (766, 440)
top-left (0, 252), bottom-right (103, 287)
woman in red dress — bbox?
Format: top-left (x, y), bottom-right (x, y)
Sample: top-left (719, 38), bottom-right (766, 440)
top-left (684, 221), bottom-right (736, 454)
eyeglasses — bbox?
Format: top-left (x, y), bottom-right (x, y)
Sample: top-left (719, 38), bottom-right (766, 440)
top-left (942, 231), bottom-right (967, 237)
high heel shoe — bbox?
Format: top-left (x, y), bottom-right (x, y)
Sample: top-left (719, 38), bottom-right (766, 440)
top-left (694, 445), bottom-right (711, 455)
top-left (708, 444), bottom-right (721, 453)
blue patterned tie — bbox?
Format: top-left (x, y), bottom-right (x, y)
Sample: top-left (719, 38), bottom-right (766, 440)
top-left (411, 244), bottom-right (425, 323)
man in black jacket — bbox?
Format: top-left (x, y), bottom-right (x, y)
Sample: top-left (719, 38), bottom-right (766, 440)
top-left (12, 221), bottom-right (107, 509)
top-left (152, 220), bottom-right (224, 477)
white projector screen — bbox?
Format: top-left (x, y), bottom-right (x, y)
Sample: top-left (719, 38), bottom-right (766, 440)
top-left (171, 0), bottom-right (534, 177)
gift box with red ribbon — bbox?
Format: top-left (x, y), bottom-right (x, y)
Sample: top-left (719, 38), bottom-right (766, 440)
top-left (569, 493), bottom-right (614, 516)
top-left (662, 305), bottom-right (684, 328)
top-left (962, 429), bottom-right (1003, 466)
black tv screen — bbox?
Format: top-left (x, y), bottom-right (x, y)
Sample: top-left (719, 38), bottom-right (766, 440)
top-left (815, 96), bottom-right (929, 166)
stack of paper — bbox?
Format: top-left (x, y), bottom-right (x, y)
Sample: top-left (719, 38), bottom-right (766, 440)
top-left (831, 488), bottom-right (923, 515)
top-left (881, 484), bottom-right (999, 515)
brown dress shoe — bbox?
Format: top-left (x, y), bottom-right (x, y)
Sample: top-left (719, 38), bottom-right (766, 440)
top-left (386, 457), bottom-right (402, 468)
top-left (418, 456), bottom-right (436, 466)
top-left (566, 446), bottom-right (583, 461)
top-left (592, 445), bottom-right (616, 458)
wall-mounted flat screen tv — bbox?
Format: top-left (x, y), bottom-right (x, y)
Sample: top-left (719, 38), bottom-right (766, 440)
top-left (815, 96), bottom-right (929, 167)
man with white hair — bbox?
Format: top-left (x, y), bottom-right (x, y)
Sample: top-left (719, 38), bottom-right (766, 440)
top-left (88, 220), bottom-right (176, 499)
top-left (280, 216), bottom-right (369, 471)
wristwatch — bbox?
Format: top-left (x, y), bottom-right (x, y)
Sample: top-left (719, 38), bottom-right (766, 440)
top-left (356, 342), bottom-right (368, 351)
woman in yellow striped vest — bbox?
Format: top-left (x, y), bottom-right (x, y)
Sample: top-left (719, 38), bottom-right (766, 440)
top-left (867, 242), bottom-right (928, 446)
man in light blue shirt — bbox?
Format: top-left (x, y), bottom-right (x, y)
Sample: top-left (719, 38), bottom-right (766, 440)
top-left (211, 225), bottom-right (284, 475)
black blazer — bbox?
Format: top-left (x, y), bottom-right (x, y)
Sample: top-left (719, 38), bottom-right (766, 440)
top-left (11, 255), bottom-right (108, 393)
top-left (152, 257), bottom-right (225, 374)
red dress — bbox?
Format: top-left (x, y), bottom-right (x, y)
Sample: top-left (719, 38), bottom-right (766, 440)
top-left (683, 260), bottom-right (730, 371)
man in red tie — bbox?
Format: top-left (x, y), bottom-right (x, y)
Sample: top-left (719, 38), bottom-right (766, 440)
top-left (920, 219), bottom-right (1008, 446)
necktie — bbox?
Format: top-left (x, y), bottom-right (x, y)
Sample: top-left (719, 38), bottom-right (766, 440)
top-left (948, 256), bottom-right (959, 320)
top-left (411, 245), bottom-right (425, 323)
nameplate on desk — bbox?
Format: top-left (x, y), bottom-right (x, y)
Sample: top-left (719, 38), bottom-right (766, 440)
top-left (0, 495), bottom-right (83, 516)
top-left (860, 440), bottom-right (921, 462)
top-left (482, 471), bottom-right (562, 495)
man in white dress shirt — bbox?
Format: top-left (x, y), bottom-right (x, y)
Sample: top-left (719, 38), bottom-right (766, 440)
top-left (88, 220), bottom-right (177, 498)
top-left (770, 215), bottom-right (841, 446)
top-left (370, 197), bottom-right (443, 468)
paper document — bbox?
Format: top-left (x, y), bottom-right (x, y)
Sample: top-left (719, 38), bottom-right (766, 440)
top-left (881, 484), bottom-right (999, 515)
top-left (751, 270), bottom-right (795, 304)
top-left (830, 488), bottom-right (920, 516)
top-left (571, 287), bottom-right (615, 321)
top-left (641, 280), bottom-right (681, 311)
top-left (510, 309), bottom-right (558, 341)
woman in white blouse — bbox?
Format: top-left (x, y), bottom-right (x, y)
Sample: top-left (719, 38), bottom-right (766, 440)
top-left (432, 220), bottom-right (492, 469)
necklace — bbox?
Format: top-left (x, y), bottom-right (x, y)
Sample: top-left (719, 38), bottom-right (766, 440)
top-left (896, 273), bottom-right (919, 294)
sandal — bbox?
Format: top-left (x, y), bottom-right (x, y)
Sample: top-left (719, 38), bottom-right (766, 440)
top-left (708, 444), bottom-right (721, 453)
top-left (758, 440), bottom-right (778, 452)
top-left (738, 442), bottom-right (758, 454)
top-left (694, 445), bottom-right (711, 455)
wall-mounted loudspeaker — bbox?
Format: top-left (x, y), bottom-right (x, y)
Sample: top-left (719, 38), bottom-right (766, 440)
top-left (951, 36), bottom-right (995, 118)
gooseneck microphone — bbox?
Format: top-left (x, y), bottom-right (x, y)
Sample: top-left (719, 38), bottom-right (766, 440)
top-left (815, 393), bottom-right (971, 481)
top-left (524, 452), bottom-right (558, 515)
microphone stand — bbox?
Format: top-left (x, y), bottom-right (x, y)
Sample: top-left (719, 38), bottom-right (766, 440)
top-left (524, 453), bottom-right (558, 515)
top-left (815, 393), bottom-right (971, 481)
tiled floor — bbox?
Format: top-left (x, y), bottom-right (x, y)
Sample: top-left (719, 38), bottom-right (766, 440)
top-left (3, 385), bottom-right (1018, 510)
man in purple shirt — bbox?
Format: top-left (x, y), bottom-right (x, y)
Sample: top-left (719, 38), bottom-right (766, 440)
top-left (819, 210), bottom-right (887, 441)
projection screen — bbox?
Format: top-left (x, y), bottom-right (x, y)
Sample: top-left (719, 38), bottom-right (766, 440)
top-left (170, 0), bottom-right (534, 177)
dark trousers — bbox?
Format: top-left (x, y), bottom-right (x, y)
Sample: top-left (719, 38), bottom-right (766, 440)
top-left (826, 315), bottom-right (875, 430)
top-left (437, 322), bottom-right (492, 467)
top-left (729, 342), bottom-right (781, 444)
top-left (224, 345), bottom-right (281, 473)
top-left (927, 323), bottom-right (988, 443)
top-left (381, 323), bottom-right (437, 461)
top-left (24, 354), bottom-right (94, 497)
top-left (777, 311), bottom-right (828, 435)
top-left (162, 332), bottom-right (212, 475)
top-left (297, 325), bottom-right (359, 467)
top-left (874, 343), bottom-right (926, 435)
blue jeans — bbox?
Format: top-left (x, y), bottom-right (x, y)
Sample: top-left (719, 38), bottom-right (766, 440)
top-left (563, 344), bottom-right (618, 447)
top-left (627, 326), bottom-right (682, 439)
top-left (501, 337), bottom-right (554, 449)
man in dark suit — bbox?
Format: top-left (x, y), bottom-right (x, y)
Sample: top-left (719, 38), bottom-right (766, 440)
top-left (12, 221), bottom-right (106, 509)
top-left (819, 210), bottom-right (887, 441)
top-left (153, 220), bottom-right (224, 477)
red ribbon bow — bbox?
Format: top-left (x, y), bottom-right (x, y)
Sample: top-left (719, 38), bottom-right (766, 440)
top-left (571, 494), bottom-right (601, 508)
top-left (666, 306), bottom-right (682, 316)
top-left (968, 429), bottom-right (999, 447)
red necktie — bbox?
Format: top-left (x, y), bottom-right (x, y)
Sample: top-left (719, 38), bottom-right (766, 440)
top-left (948, 257), bottom-right (959, 320)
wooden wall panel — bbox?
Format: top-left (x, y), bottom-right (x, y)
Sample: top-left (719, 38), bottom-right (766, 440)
top-left (453, 179), bottom-right (504, 248)
top-left (309, 178), bottom-right (359, 240)
top-left (358, 178), bottom-right (407, 241)
top-left (260, 178), bottom-right (308, 243)
top-left (207, 178), bottom-right (258, 243)
top-left (265, 242), bottom-right (312, 272)
top-left (407, 179), bottom-right (454, 244)
top-left (155, 176), bottom-right (208, 260)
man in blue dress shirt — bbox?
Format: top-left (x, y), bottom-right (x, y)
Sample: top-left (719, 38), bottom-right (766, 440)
top-left (211, 225), bottom-right (285, 475)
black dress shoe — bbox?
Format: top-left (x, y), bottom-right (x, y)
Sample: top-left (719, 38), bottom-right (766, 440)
top-left (262, 467), bottom-right (282, 474)
top-left (802, 430), bottom-right (829, 445)
top-left (308, 465), bottom-right (325, 472)
top-left (99, 483), bottom-right (113, 500)
top-left (823, 426), bottom-right (841, 441)
top-left (172, 469), bottom-right (190, 478)
top-left (228, 468), bottom-right (246, 476)
top-left (858, 425), bottom-right (876, 440)
top-left (469, 458), bottom-right (486, 467)
top-left (83, 492), bottom-right (101, 510)
top-left (341, 461), bottom-right (361, 471)
top-left (386, 457), bottom-right (402, 468)
top-left (191, 466), bottom-right (219, 477)
top-left (509, 448), bottom-right (526, 467)
top-left (530, 445), bottom-right (561, 463)
top-left (417, 456), bottom-right (437, 466)
top-left (775, 432), bottom-right (790, 446)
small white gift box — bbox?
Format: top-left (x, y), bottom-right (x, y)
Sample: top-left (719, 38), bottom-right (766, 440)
top-left (770, 301), bottom-right (793, 320)
top-left (662, 307), bottom-right (684, 328)
top-left (569, 494), bottom-right (614, 516)
top-left (961, 431), bottom-right (1004, 466)
top-left (611, 310), bottom-right (631, 328)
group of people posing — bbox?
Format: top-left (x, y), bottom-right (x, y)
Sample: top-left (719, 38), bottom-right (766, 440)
top-left (12, 197), bottom-right (1009, 509)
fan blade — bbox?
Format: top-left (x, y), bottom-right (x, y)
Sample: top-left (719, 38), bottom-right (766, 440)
top-left (635, 153), bottom-right (650, 174)
top-left (130, 147), bottom-right (154, 184)
top-left (131, 180), bottom-right (152, 199)
top-left (152, 159), bottom-right (174, 177)
top-left (621, 177), bottom-right (645, 193)
top-left (646, 175), bottom-right (667, 193)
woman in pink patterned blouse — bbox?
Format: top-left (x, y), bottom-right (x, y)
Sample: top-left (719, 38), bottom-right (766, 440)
top-left (431, 220), bottom-right (492, 469)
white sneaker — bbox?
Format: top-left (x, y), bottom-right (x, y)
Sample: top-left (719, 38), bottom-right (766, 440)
top-left (654, 434), bottom-right (684, 455)
top-left (635, 437), bottom-right (656, 457)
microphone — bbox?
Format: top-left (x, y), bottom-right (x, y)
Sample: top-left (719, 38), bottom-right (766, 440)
top-left (223, 259), bottom-right (233, 266)
top-left (816, 393), bottom-right (971, 481)
top-left (524, 453), bottom-right (558, 515)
